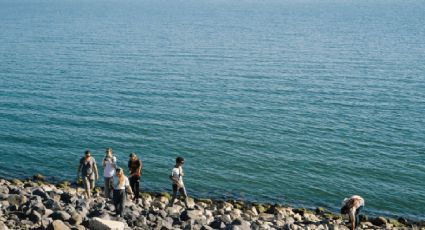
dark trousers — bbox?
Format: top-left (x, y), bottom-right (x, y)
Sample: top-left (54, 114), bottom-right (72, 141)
top-left (170, 184), bottom-right (188, 208)
top-left (129, 176), bottom-right (140, 201)
top-left (113, 189), bottom-right (125, 216)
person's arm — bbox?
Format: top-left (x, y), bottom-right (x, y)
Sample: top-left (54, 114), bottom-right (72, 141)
top-left (137, 160), bottom-right (142, 176)
top-left (128, 160), bottom-right (132, 177)
top-left (93, 159), bottom-right (99, 180)
top-left (76, 160), bottom-right (82, 180)
top-left (349, 208), bottom-right (356, 230)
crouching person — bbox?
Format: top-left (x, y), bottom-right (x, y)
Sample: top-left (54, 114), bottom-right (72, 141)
top-left (341, 195), bottom-right (365, 230)
top-left (111, 168), bottom-right (134, 217)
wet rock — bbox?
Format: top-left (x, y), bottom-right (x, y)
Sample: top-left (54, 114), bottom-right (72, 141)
top-left (371, 216), bottom-right (387, 226)
top-left (33, 174), bottom-right (45, 182)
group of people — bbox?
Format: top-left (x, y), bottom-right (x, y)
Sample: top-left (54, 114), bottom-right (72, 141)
top-left (76, 148), bottom-right (190, 217)
top-left (76, 148), bottom-right (364, 229)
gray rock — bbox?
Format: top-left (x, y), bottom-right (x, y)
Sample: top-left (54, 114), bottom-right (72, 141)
top-left (371, 216), bottom-right (387, 226)
top-left (201, 225), bottom-right (214, 230)
top-left (32, 188), bottom-right (49, 200)
top-left (210, 219), bottom-right (226, 229)
top-left (181, 209), bottom-right (204, 222)
top-left (48, 219), bottom-right (71, 230)
top-left (89, 217), bottom-right (125, 230)
top-left (41, 217), bottom-right (53, 229)
top-left (50, 211), bottom-right (71, 221)
top-left (221, 214), bottom-right (232, 224)
top-left (7, 194), bottom-right (27, 207)
top-left (0, 221), bottom-right (9, 230)
top-left (44, 199), bottom-right (62, 211)
top-left (29, 210), bottom-right (42, 223)
top-left (44, 209), bottom-right (54, 217)
top-left (0, 187), bottom-right (9, 195)
top-left (61, 192), bottom-right (75, 204)
top-left (69, 211), bottom-right (83, 225)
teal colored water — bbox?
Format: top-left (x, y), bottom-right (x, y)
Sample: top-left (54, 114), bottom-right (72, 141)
top-left (0, 0), bottom-right (424, 219)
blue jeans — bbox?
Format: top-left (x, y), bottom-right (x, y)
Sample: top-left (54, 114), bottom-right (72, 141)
top-left (355, 206), bottom-right (363, 228)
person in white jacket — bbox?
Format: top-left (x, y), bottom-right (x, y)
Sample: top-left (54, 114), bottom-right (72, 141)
top-left (341, 195), bottom-right (365, 230)
top-left (102, 148), bottom-right (116, 199)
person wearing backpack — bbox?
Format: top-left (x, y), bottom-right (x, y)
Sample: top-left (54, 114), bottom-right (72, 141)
top-left (77, 150), bottom-right (99, 199)
top-left (168, 156), bottom-right (191, 209)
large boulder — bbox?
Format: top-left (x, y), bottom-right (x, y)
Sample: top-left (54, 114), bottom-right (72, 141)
top-left (89, 217), bottom-right (125, 230)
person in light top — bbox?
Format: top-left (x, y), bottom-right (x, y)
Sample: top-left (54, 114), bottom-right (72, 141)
top-left (77, 150), bottom-right (99, 199)
top-left (102, 148), bottom-right (116, 199)
top-left (111, 168), bottom-right (133, 217)
top-left (168, 156), bottom-right (191, 209)
top-left (341, 195), bottom-right (365, 230)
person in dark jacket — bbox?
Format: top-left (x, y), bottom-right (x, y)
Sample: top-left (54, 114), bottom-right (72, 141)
top-left (128, 153), bottom-right (142, 203)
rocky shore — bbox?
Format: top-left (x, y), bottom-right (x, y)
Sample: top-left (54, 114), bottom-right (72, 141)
top-left (0, 176), bottom-right (423, 230)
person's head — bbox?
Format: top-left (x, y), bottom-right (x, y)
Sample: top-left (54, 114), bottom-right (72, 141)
top-left (84, 150), bottom-right (91, 159)
top-left (129, 153), bottom-right (137, 161)
top-left (176, 156), bottom-right (184, 166)
top-left (116, 167), bottom-right (123, 176)
top-left (116, 168), bottom-right (124, 186)
top-left (105, 148), bottom-right (113, 158)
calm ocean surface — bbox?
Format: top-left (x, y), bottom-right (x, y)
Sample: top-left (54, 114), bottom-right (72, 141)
top-left (0, 0), bottom-right (424, 219)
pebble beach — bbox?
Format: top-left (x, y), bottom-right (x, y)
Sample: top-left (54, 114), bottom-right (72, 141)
top-left (0, 176), bottom-right (424, 230)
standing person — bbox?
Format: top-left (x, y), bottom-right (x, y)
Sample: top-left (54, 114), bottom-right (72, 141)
top-left (77, 150), bottom-right (99, 199)
top-left (102, 148), bottom-right (116, 199)
top-left (128, 153), bottom-right (142, 204)
top-left (168, 156), bottom-right (191, 209)
top-left (341, 195), bottom-right (365, 230)
top-left (111, 168), bottom-right (133, 217)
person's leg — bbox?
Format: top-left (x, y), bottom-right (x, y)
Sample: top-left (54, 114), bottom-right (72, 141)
top-left (113, 189), bottom-right (119, 215)
top-left (179, 186), bottom-right (189, 208)
top-left (118, 189), bottom-right (125, 216)
top-left (355, 206), bottom-right (363, 228)
top-left (90, 179), bottom-right (95, 194)
top-left (169, 184), bottom-right (178, 206)
top-left (134, 179), bottom-right (140, 202)
top-left (83, 177), bottom-right (91, 199)
top-left (129, 176), bottom-right (136, 196)
top-left (104, 177), bottom-right (110, 198)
